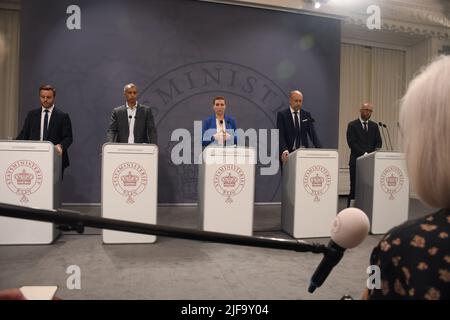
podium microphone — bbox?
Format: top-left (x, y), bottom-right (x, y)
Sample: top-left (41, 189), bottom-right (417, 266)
top-left (219, 119), bottom-right (225, 145)
top-left (308, 208), bottom-right (370, 293)
top-left (382, 123), bottom-right (393, 151)
top-left (378, 122), bottom-right (387, 150)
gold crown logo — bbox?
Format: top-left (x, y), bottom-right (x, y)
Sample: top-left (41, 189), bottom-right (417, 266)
top-left (387, 174), bottom-right (398, 187)
top-left (310, 174), bottom-right (324, 187)
top-left (121, 171), bottom-right (139, 186)
top-left (222, 173), bottom-right (238, 188)
top-left (14, 169), bottom-right (34, 185)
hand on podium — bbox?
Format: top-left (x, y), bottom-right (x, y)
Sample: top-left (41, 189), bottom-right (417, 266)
top-left (55, 144), bottom-right (63, 156)
top-left (213, 132), bottom-right (231, 145)
top-left (281, 150), bottom-right (289, 163)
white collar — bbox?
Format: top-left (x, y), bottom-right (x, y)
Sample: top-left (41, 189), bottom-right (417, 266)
top-left (42, 105), bottom-right (55, 113)
top-left (126, 102), bottom-right (138, 110)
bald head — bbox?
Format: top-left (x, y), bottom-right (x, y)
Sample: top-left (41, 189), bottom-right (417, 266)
top-left (290, 90), bottom-right (304, 111)
top-left (360, 102), bottom-right (373, 121)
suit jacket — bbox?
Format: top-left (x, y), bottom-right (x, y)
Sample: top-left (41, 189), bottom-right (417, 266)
top-left (202, 115), bottom-right (237, 147)
top-left (346, 119), bottom-right (382, 166)
top-left (16, 107), bottom-right (73, 170)
top-left (276, 108), bottom-right (321, 156)
top-left (106, 104), bottom-right (157, 144)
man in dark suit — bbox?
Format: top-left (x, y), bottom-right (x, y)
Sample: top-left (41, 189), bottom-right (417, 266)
top-left (202, 96), bottom-right (237, 147)
top-left (16, 85), bottom-right (73, 175)
top-left (346, 102), bottom-right (382, 207)
top-left (107, 83), bottom-right (157, 144)
top-left (277, 90), bottom-right (321, 164)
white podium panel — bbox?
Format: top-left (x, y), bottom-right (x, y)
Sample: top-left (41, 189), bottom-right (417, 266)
top-left (0, 141), bottom-right (61, 244)
top-left (198, 147), bottom-right (256, 236)
top-left (282, 149), bottom-right (339, 238)
top-left (102, 143), bottom-right (158, 244)
top-left (356, 152), bottom-right (409, 234)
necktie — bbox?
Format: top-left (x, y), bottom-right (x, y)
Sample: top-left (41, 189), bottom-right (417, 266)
top-left (363, 122), bottom-right (368, 132)
top-left (294, 111), bottom-right (301, 149)
top-left (43, 110), bottom-right (49, 140)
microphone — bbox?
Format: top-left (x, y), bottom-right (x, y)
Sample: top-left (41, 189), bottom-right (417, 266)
top-left (382, 123), bottom-right (393, 151)
top-left (378, 122), bottom-right (387, 150)
top-left (219, 119), bottom-right (226, 145)
top-left (308, 208), bottom-right (370, 293)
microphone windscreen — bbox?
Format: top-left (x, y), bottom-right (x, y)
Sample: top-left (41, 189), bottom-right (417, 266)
top-left (330, 208), bottom-right (370, 249)
top-left (378, 122), bottom-right (383, 126)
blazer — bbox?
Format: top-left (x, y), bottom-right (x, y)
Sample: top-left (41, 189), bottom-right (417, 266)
top-left (346, 119), bottom-right (382, 166)
top-left (16, 107), bottom-right (73, 170)
top-left (276, 108), bottom-right (321, 156)
top-left (202, 115), bottom-right (237, 147)
top-left (106, 104), bottom-right (157, 144)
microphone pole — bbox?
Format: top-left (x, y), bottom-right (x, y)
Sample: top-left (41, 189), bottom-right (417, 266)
top-left (383, 123), bottom-right (393, 151)
top-left (378, 122), bottom-right (387, 150)
top-left (219, 119), bottom-right (225, 146)
top-left (0, 203), bottom-right (329, 255)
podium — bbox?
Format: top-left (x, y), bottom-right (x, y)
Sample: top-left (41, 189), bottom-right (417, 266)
top-left (102, 143), bottom-right (158, 244)
top-left (0, 140), bottom-right (61, 244)
top-left (281, 149), bottom-right (339, 238)
top-left (198, 146), bottom-right (256, 236)
top-left (355, 152), bottom-right (409, 234)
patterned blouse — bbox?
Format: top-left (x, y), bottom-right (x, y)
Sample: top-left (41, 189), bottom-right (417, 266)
top-left (368, 209), bottom-right (450, 300)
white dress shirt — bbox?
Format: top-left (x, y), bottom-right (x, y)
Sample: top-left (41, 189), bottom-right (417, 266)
top-left (40, 105), bottom-right (55, 141)
top-left (127, 102), bottom-right (137, 144)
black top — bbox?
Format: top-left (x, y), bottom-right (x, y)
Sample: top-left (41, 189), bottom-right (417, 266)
top-left (368, 209), bottom-right (450, 300)
top-left (346, 119), bottom-right (382, 166)
top-left (16, 108), bottom-right (73, 170)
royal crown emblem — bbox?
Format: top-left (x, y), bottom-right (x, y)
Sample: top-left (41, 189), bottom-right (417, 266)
top-left (386, 174), bottom-right (398, 187)
top-left (310, 174), bottom-right (324, 188)
top-left (14, 169), bottom-right (34, 186)
top-left (303, 165), bottom-right (332, 202)
top-left (222, 173), bottom-right (238, 188)
top-left (112, 162), bottom-right (148, 204)
top-left (5, 160), bottom-right (43, 203)
top-left (380, 166), bottom-right (405, 200)
top-left (214, 165), bottom-right (246, 203)
top-left (120, 171), bottom-right (139, 187)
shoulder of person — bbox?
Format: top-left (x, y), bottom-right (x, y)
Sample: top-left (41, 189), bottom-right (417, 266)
top-left (113, 105), bottom-right (126, 112)
top-left (380, 210), bottom-right (444, 244)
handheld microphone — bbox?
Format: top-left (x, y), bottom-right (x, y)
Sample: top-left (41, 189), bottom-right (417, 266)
top-left (308, 208), bottom-right (370, 293)
top-left (382, 123), bottom-right (393, 151)
top-left (378, 122), bottom-right (387, 150)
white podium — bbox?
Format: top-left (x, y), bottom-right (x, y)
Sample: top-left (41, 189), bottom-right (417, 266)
top-left (198, 146), bottom-right (256, 236)
top-left (102, 143), bottom-right (158, 244)
top-left (0, 140), bottom-right (61, 244)
top-left (355, 152), bottom-right (409, 234)
top-left (281, 149), bottom-right (339, 238)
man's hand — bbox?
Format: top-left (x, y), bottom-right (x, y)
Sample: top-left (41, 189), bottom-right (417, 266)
top-left (0, 288), bottom-right (26, 300)
top-left (55, 144), bottom-right (63, 156)
top-left (281, 150), bottom-right (289, 163)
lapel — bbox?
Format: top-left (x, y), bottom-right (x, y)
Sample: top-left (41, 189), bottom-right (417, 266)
top-left (46, 108), bottom-right (58, 138)
top-left (134, 105), bottom-right (144, 136)
top-left (285, 109), bottom-right (295, 133)
top-left (119, 106), bottom-right (129, 136)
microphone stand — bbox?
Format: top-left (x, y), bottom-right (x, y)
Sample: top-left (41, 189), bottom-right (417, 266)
top-left (383, 123), bottom-right (393, 151)
top-left (378, 122), bottom-right (387, 151)
top-left (0, 203), bottom-right (329, 255)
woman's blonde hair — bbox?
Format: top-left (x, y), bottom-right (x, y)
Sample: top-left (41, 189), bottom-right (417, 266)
top-left (399, 55), bottom-right (450, 209)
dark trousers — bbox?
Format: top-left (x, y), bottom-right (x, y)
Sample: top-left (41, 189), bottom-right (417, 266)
top-left (348, 164), bottom-right (356, 207)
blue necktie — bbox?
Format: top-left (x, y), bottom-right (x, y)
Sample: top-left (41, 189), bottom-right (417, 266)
top-left (43, 110), bottom-right (49, 140)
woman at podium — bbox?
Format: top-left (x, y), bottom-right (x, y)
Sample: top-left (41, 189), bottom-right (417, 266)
top-left (201, 96), bottom-right (237, 147)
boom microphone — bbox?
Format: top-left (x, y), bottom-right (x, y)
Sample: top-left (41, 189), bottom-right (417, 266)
top-left (382, 123), bottom-right (393, 151)
top-left (308, 208), bottom-right (370, 293)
